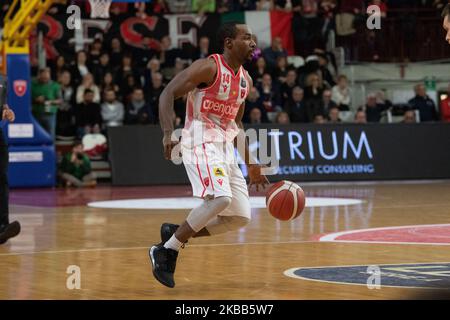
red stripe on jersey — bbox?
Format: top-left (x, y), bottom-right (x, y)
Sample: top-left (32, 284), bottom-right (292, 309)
top-left (202, 143), bottom-right (215, 191)
top-left (193, 146), bottom-right (206, 197)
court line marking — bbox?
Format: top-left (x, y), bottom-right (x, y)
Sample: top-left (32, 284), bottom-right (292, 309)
top-left (0, 240), bottom-right (319, 256)
top-left (1, 235), bottom-right (450, 257)
top-left (284, 261), bottom-right (450, 290)
top-left (318, 223), bottom-right (450, 245)
top-left (10, 201), bottom-right (450, 212)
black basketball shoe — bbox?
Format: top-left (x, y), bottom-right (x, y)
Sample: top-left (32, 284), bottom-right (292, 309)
top-left (160, 223), bottom-right (179, 244)
top-left (149, 245), bottom-right (179, 288)
top-left (0, 221), bottom-right (21, 245)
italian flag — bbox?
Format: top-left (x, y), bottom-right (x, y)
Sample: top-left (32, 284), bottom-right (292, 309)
top-left (222, 11), bottom-right (295, 55)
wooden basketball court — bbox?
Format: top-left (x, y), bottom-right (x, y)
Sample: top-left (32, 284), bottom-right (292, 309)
top-left (1, 180), bottom-right (450, 299)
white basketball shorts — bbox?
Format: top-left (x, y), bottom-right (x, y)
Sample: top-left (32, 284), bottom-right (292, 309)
top-left (182, 142), bottom-right (250, 218)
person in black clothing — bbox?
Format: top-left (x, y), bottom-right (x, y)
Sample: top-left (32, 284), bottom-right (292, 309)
top-left (284, 86), bottom-right (307, 123)
top-left (147, 72), bottom-right (165, 123)
top-left (124, 88), bottom-right (154, 125)
top-left (408, 84), bottom-right (438, 122)
top-left (279, 69), bottom-right (299, 106)
top-left (364, 93), bottom-right (389, 123)
top-left (93, 53), bottom-right (113, 85)
top-left (0, 75), bottom-right (21, 244)
top-left (321, 89), bottom-right (337, 115)
top-left (244, 87), bottom-right (269, 123)
top-left (75, 89), bottom-right (102, 138)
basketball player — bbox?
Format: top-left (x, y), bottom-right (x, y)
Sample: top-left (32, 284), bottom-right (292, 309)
top-left (443, 4), bottom-right (450, 44)
top-left (149, 22), bottom-right (269, 288)
top-left (0, 74), bottom-right (21, 244)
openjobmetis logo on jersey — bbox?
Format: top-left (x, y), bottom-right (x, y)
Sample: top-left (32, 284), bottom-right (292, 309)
top-left (201, 98), bottom-right (239, 119)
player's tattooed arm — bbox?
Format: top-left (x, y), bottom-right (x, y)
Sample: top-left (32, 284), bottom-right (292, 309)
top-left (159, 58), bottom-right (216, 160)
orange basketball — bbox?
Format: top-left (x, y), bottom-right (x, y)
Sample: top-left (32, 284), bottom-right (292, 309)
top-left (265, 181), bottom-right (306, 221)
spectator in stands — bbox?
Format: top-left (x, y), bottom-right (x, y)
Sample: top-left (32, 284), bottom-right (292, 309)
top-left (263, 37), bottom-right (288, 69)
top-left (408, 84), bottom-right (438, 122)
top-left (31, 67), bottom-right (62, 140)
top-left (402, 108), bottom-right (418, 124)
top-left (336, 0), bottom-right (363, 60)
top-left (89, 38), bottom-right (103, 66)
top-left (195, 36), bottom-right (211, 60)
top-left (93, 53), bottom-right (113, 85)
top-left (51, 56), bottom-right (69, 81)
top-left (248, 107), bottom-right (263, 124)
top-left (354, 109), bottom-right (367, 124)
top-left (125, 88), bottom-right (154, 125)
top-left (168, 58), bottom-right (187, 81)
top-left (331, 75), bottom-right (351, 111)
top-left (280, 69), bottom-right (299, 106)
top-left (101, 89), bottom-right (125, 127)
top-left (275, 111), bottom-right (291, 124)
top-left (159, 36), bottom-right (183, 69)
top-left (57, 71), bottom-right (76, 137)
top-left (109, 37), bottom-right (124, 68)
top-left (116, 54), bottom-right (139, 94)
top-left (297, 55), bottom-right (320, 87)
top-left (250, 56), bottom-right (271, 85)
top-left (148, 72), bottom-right (166, 122)
top-left (71, 50), bottom-right (91, 87)
top-left (316, 51), bottom-right (337, 88)
top-left (364, 93), bottom-right (388, 122)
top-left (304, 73), bottom-right (325, 117)
top-left (59, 141), bottom-right (97, 188)
top-left (272, 56), bottom-right (289, 84)
top-left (284, 86), bottom-right (307, 123)
top-left (101, 72), bottom-right (120, 98)
top-left (375, 90), bottom-right (393, 111)
top-left (145, 57), bottom-right (162, 88)
top-left (256, 0), bottom-right (274, 10)
top-left (121, 74), bottom-right (138, 105)
top-left (313, 114), bottom-right (327, 124)
top-left (257, 73), bottom-right (282, 113)
top-left (321, 89), bottom-right (338, 115)
top-left (328, 105), bottom-right (342, 123)
top-left (76, 73), bottom-right (101, 104)
top-left (75, 89), bottom-right (102, 138)
top-left (298, 0), bottom-right (324, 56)
top-left (440, 84), bottom-right (450, 122)
top-left (320, 0), bottom-right (338, 45)
top-left (245, 87), bottom-right (268, 123)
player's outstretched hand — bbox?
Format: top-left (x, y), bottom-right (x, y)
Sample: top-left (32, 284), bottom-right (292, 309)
top-left (247, 164), bottom-right (269, 192)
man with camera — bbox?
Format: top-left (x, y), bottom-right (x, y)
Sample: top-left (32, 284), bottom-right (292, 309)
top-left (0, 74), bottom-right (21, 245)
top-left (59, 141), bottom-right (97, 188)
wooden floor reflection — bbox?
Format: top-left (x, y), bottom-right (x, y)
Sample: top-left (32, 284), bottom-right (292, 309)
top-left (1, 180), bottom-right (450, 299)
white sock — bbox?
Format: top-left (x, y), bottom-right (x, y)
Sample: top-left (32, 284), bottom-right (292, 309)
top-left (164, 235), bottom-right (183, 252)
